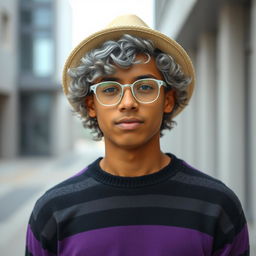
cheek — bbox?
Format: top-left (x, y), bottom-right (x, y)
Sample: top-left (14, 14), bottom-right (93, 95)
top-left (147, 104), bottom-right (165, 128)
top-left (94, 108), bottom-right (112, 133)
top-left (95, 112), bottom-right (106, 128)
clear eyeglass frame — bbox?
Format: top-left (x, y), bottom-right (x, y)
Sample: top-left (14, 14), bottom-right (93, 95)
top-left (89, 78), bottom-right (167, 106)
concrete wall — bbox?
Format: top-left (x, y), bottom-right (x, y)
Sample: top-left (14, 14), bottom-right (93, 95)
top-left (55, 0), bottom-right (72, 84)
top-left (0, 0), bottom-right (18, 158)
top-left (155, 0), bottom-right (196, 38)
top-left (0, 0), bottom-right (18, 92)
top-left (196, 33), bottom-right (217, 177)
top-left (216, 3), bottom-right (246, 204)
top-left (52, 0), bottom-right (74, 156)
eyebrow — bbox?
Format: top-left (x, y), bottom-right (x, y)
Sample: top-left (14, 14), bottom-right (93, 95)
top-left (135, 74), bottom-right (158, 80)
top-left (99, 74), bottom-right (158, 83)
top-left (100, 77), bottom-right (119, 82)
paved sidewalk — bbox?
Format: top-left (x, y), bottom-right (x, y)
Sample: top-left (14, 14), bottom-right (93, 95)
top-left (0, 143), bottom-right (104, 256)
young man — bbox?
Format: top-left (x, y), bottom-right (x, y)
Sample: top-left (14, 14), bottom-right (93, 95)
top-left (25, 15), bottom-right (250, 255)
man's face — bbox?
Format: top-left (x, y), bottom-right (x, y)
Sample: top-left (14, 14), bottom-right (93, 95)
top-left (87, 55), bottom-right (175, 150)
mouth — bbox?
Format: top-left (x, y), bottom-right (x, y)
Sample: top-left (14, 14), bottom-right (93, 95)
top-left (115, 118), bottom-right (144, 130)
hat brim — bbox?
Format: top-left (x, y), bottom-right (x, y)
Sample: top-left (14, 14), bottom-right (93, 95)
top-left (62, 25), bottom-right (195, 117)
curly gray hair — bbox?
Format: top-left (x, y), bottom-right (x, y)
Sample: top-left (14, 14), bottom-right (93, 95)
top-left (67, 34), bottom-right (191, 140)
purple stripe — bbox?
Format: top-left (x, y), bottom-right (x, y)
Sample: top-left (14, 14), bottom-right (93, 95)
top-left (59, 225), bottom-right (213, 256)
top-left (26, 225), bottom-right (55, 256)
top-left (71, 167), bottom-right (88, 178)
top-left (213, 224), bottom-right (249, 256)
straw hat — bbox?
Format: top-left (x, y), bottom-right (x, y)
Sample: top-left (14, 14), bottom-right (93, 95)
top-left (62, 14), bottom-right (195, 117)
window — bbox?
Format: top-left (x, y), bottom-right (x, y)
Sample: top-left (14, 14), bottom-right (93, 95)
top-left (19, 0), bottom-right (54, 78)
top-left (33, 31), bottom-right (54, 76)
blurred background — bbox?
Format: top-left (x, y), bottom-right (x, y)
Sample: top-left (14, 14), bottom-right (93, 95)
top-left (0, 0), bottom-right (255, 254)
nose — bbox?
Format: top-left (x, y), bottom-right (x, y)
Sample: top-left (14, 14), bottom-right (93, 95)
top-left (118, 87), bottom-right (138, 111)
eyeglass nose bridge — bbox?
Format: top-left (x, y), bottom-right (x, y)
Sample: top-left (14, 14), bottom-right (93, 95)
top-left (119, 83), bottom-right (137, 103)
top-left (121, 83), bottom-right (135, 89)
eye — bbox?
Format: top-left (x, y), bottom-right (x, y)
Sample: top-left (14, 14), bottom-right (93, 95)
top-left (98, 83), bottom-right (121, 96)
top-left (134, 79), bottom-right (157, 93)
top-left (138, 84), bottom-right (154, 91)
top-left (103, 87), bottom-right (118, 93)
top-left (135, 83), bottom-right (155, 94)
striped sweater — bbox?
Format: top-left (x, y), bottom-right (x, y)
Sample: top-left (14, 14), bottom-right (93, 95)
top-left (25, 153), bottom-right (249, 255)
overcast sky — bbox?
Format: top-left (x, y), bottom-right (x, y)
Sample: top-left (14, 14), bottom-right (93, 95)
top-left (69, 0), bottom-right (154, 46)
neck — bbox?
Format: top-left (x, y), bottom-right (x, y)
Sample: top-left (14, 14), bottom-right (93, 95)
top-left (101, 135), bottom-right (170, 177)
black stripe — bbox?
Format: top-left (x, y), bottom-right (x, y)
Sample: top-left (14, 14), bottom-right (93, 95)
top-left (240, 248), bottom-right (250, 256)
top-left (32, 183), bottom-right (106, 231)
top-left (33, 175), bottom-right (99, 219)
top-left (175, 166), bottom-right (242, 209)
top-left (161, 181), bottom-right (243, 225)
top-left (213, 237), bottom-right (249, 255)
top-left (213, 214), bottom-right (248, 252)
top-left (59, 207), bottom-right (217, 240)
top-left (29, 216), bottom-right (57, 254)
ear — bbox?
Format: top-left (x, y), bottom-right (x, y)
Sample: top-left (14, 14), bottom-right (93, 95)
top-left (85, 95), bottom-right (97, 118)
top-left (164, 90), bottom-right (175, 113)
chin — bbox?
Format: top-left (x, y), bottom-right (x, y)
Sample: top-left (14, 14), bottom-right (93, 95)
top-left (112, 133), bottom-right (160, 150)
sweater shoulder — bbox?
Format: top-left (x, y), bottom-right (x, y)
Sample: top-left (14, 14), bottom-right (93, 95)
top-left (172, 157), bottom-right (243, 213)
top-left (32, 160), bottom-right (100, 219)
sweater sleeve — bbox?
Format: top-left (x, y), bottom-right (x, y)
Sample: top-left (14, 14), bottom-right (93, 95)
top-left (212, 197), bottom-right (250, 256)
top-left (25, 198), bottom-right (58, 256)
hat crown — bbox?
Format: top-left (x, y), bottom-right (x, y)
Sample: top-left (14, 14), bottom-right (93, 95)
top-left (107, 14), bottom-right (149, 28)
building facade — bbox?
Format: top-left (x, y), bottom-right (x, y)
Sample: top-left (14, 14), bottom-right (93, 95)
top-left (156, 0), bottom-right (255, 252)
top-left (0, 0), bottom-right (74, 158)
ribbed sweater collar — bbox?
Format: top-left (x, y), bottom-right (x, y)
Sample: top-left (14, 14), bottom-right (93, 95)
top-left (86, 153), bottom-right (180, 188)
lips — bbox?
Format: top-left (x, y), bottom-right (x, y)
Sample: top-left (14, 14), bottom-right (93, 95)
top-left (115, 117), bottom-right (144, 130)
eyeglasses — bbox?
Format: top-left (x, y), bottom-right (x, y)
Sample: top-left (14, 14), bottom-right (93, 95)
top-left (90, 78), bottom-right (166, 106)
